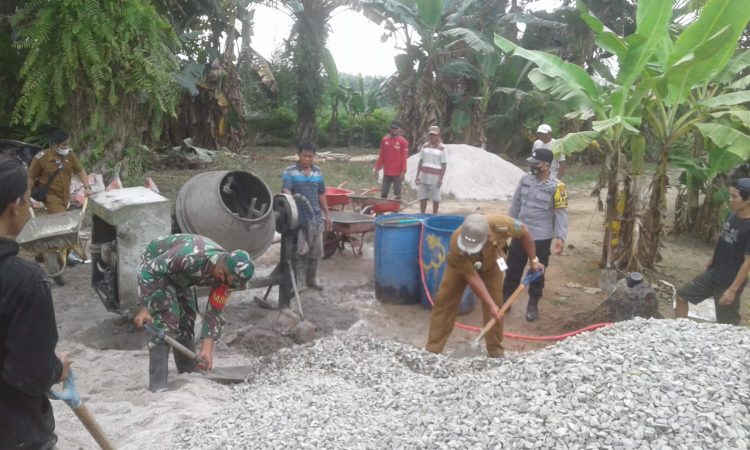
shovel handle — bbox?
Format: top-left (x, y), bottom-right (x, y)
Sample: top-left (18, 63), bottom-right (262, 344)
top-left (163, 334), bottom-right (200, 360)
top-left (72, 403), bottom-right (116, 450)
top-left (473, 270), bottom-right (542, 344)
top-left (473, 285), bottom-right (522, 344)
top-left (49, 369), bottom-right (115, 450)
top-left (144, 323), bottom-right (206, 365)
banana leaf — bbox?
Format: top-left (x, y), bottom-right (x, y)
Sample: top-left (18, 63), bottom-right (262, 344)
top-left (699, 91), bottom-right (750, 109)
top-left (695, 122), bottom-right (750, 162)
top-left (665, 0), bottom-right (750, 105)
top-left (550, 130), bottom-right (600, 157)
top-left (611, 0), bottom-right (673, 114)
top-left (709, 111), bottom-right (750, 128)
top-left (576, 2), bottom-right (627, 60)
top-left (494, 34), bottom-right (604, 114)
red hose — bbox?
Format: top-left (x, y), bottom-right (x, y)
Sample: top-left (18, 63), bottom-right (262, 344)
top-left (417, 221), bottom-right (612, 342)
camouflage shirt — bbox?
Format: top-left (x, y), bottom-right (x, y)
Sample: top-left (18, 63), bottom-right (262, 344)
top-left (138, 234), bottom-right (228, 339)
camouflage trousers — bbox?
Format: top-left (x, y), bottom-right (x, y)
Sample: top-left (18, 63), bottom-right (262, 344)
top-left (145, 284), bottom-right (225, 345)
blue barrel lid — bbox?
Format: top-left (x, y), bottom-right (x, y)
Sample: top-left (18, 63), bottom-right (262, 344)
top-left (375, 213), bottom-right (428, 227)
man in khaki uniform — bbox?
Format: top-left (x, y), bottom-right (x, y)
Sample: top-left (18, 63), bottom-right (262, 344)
top-left (28, 130), bottom-right (91, 213)
top-left (426, 213), bottom-right (543, 357)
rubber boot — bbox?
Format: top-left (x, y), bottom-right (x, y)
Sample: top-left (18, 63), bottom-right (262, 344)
top-left (174, 337), bottom-right (198, 374)
top-left (306, 259), bottom-right (324, 291)
top-left (526, 296), bottom-right (540, 322)
top-left (148, 344), bottom-right (170, 393)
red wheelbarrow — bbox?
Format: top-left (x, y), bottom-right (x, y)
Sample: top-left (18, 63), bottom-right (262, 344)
top-left (323, 211), bottom-right (375, 259)
top-left (325, 183), bottom-right (354, 211)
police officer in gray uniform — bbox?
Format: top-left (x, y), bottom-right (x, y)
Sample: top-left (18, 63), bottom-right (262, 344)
top-left (503, 147), bottom-right (568, 321)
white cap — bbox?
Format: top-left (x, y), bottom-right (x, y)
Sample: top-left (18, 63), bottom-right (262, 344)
top-left (536, 124), bottom-right (552, 134)
top-left (457, 214), bottom-right (488, 255)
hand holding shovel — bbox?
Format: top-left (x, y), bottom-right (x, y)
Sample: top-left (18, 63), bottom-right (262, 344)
top-left (143, 323), bottom-right (208, 368)
top-left (48, 369), bottom-right (115, 450)
top-left (473, 269), bottom-right (543, 347)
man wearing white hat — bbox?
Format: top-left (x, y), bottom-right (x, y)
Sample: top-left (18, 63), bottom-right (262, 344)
top-left (425, 213), bottom-right (543, 357)
top-left (533, 124), bottom-right (565, 180)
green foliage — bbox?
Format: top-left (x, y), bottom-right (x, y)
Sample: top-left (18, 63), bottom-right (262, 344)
top-left (318, 108), bottom-right (393, 148)
top-left (248, 108), bottom-right (298, 147)
top-left (11, 0), bottom-right (180, 135)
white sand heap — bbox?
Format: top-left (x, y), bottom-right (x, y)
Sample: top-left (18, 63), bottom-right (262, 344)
top-left (405, 144), bottom-right (525, 201)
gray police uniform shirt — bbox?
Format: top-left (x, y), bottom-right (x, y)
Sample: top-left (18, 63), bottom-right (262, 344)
top-left (509, 173), bottom-right (568, 241)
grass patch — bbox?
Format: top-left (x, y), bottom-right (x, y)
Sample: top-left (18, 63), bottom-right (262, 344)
top-left (142, 146), bottom-right (388, 201)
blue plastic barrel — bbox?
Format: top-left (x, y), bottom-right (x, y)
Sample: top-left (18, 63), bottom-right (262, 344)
top-left (420, 215), bottom-right (476, 315)
top-left (374, 214), bottom-right (431, 304)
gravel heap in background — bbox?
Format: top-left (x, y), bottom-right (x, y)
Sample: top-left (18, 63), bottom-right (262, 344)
top-left (405, 144), bottom-right (525, 201)
top-left (174, 319), bottom-right (750, 449)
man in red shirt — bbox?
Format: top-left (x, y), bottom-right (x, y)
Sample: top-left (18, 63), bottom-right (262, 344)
top-left (373, 120), bottom-right (409, 199)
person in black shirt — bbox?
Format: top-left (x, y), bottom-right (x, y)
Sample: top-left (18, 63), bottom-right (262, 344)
top-left (675, 178), bottom-right (750, 325)
top-left (0, 157), bottom-right (71, 449)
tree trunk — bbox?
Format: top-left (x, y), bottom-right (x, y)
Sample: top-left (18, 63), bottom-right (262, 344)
top-left (329, 96), bottom-right (339, 146)
top-left (293, 1), bottom-right (329, 143)
top-left (601, 145), bottom-right (620, 268)
top-left (638, 143), bottom-right (669, 267)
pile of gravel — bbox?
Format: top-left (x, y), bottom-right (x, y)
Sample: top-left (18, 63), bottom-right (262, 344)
top-left (405, 144), bottom-right (525, 201)
top-left (173, 319), bottom-right (750, 448)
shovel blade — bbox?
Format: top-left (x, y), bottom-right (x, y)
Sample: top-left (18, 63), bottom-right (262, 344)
top-left (598, 269), bottom-right (618, 293)
top-left (204, 365), bottom-right (254, 384)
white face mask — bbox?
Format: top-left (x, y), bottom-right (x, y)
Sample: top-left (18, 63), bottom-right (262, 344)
top-left (56, 147), bottom-right (70, 156)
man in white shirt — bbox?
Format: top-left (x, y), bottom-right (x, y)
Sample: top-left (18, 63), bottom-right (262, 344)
top-left (532, 124), bottom-right (565, 180)
top-left (415, 126), bottom-right (447, 214)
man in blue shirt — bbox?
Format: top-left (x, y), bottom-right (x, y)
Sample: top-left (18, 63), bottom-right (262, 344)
top-left (282, 141), bottom-right (332, 290)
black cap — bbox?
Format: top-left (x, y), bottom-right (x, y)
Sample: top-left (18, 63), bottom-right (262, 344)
top-left (527, 148), bottom-right (553, 164)
top-left (390, 120), bottom-right (403, 129)
top-left (733, 178), bottom-right (750, 194)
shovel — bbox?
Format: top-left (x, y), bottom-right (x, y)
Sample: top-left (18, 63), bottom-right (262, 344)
top-left (472, 269), bottom-right (543, 348)
top-left (450, 270), bottom-right (541, 358)
top-left (598, 234), bottom-right (618, 293)
top-left (48, 369), bottom-right (115, 450)
top-left (143, 323), bottom-right (253, 384)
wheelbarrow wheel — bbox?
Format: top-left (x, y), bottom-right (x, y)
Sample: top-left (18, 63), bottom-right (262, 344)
top-left (323, 231), bottom-right (339, 259)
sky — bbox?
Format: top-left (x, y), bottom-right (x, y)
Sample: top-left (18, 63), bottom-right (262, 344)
top-left (250, 0), bottom-right (563, 77)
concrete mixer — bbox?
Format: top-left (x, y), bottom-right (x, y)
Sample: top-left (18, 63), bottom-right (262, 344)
top-left (89, 170), bottom-right (303, 315)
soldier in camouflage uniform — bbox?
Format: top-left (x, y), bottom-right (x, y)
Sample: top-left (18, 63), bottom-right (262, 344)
top-left (133, 233), bottom-right (255, 392)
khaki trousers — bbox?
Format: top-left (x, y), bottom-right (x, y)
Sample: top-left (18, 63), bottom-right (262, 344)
top-left (426, 265), bottom-right (505, 357)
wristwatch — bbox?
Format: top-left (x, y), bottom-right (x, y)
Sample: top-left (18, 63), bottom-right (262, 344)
top-left (531, 257), bottom-right (539, 264)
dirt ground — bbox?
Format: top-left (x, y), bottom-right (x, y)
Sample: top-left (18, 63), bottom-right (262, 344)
top-left (45, 180), bottom-right (743, 448)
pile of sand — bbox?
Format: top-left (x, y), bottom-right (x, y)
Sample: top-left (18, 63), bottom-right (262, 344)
top-left (405, 144), bottom-right (525, 201)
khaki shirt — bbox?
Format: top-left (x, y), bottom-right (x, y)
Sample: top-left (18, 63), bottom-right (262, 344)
top-left (447, 213), bottom-right (525, 276)
top-left (28, 149), bottom-right (83, 206)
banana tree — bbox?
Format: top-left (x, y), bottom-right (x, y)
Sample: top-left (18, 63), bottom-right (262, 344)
top-left (636, 1), bottom-right (750, 266)
top-left (357, 0), bottom-right (497, 151)
top-left (438, 28), bottom-right (498, 148)
top-left (642, 53), bottom-right (750, 260)
top-left (495, 0), bottom-right (750, 271)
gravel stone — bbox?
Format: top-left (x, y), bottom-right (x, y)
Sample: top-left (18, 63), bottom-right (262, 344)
top-left (171, 318), bottom-right (750, 448)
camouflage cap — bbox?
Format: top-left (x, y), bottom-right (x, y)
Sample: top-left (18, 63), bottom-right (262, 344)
top-left (225, 250), bottom-right (254, 289)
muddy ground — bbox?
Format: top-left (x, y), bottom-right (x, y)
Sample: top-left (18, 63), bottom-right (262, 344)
top-left (45, 181), bottom-right (744, 448)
